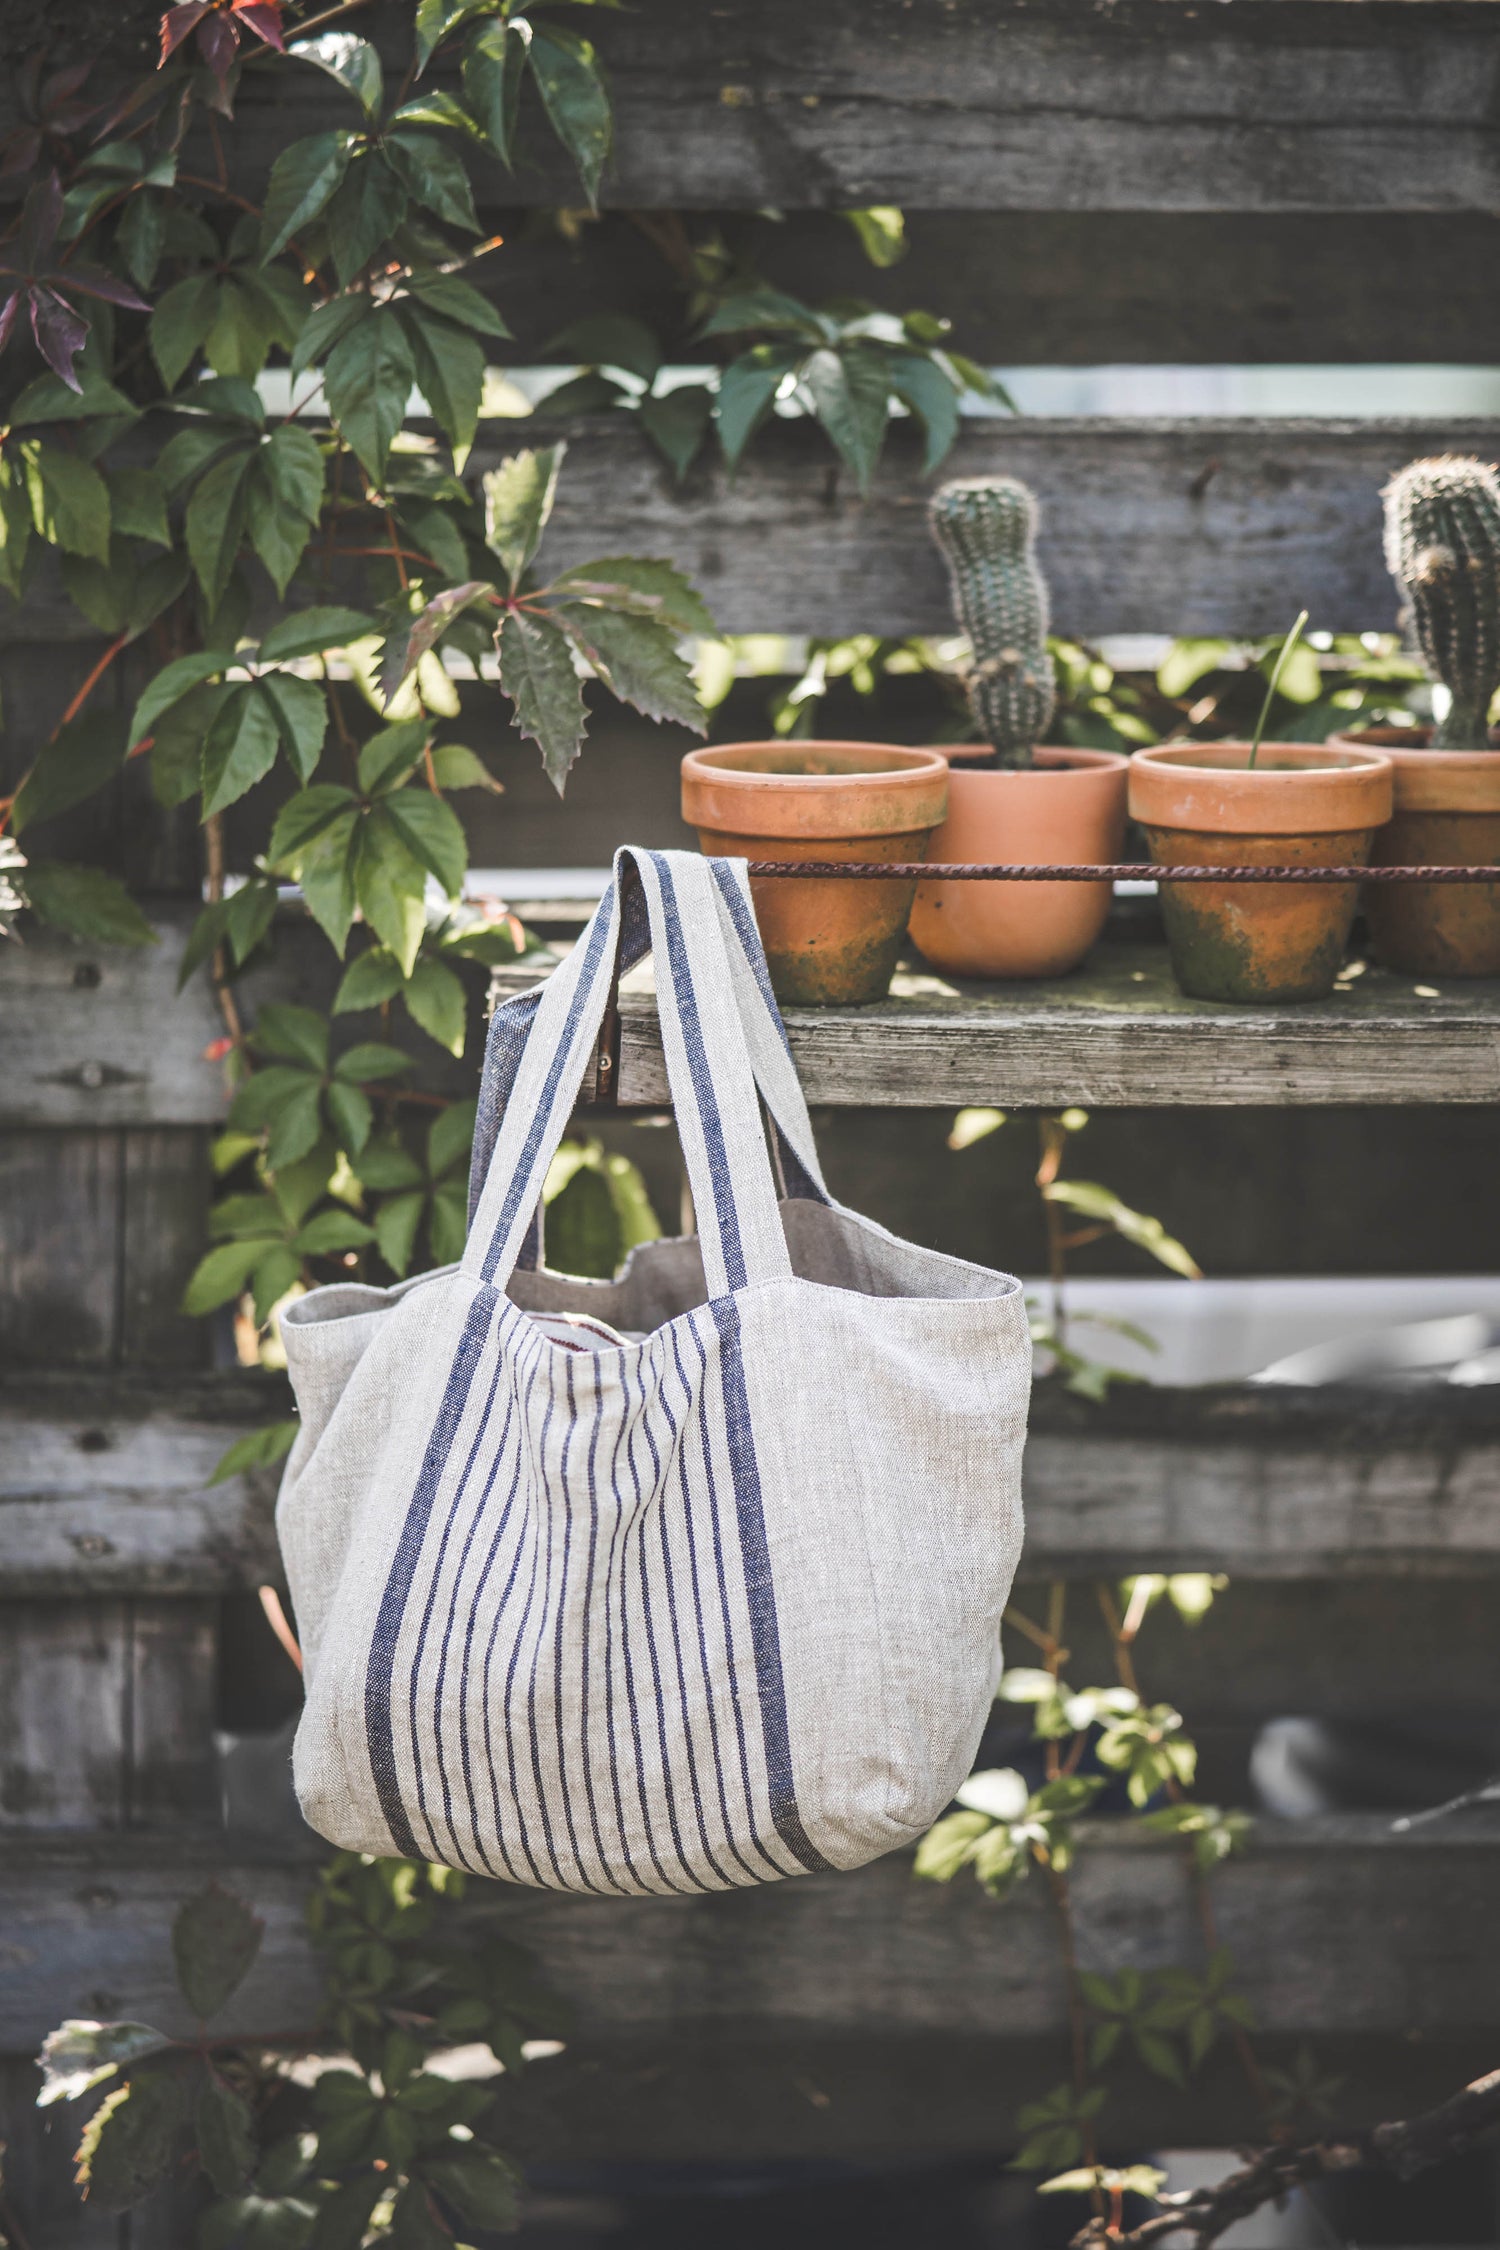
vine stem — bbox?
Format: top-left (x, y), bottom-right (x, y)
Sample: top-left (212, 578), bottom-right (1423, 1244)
top-left (56, 631), bottom-right (130, 735)
top-left (204, 813), bottom-right (246, 1050)
top-left (1044, 1857), bottom-right (1104, 2218)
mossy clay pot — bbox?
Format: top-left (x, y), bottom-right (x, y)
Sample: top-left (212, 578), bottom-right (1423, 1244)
top-left (1128, 743), bottom-right (1394, 1004)
top-left (908, 746), bottom-right (1128, 979)
top-left (1326, 725), bottom-right (1500, 978)
top-left (681, 742), bottom-right (949, 1006)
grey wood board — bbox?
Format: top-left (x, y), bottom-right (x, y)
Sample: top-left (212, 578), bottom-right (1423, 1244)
top-left (51, 2), bottom-right (1500, 214)
top-left (610, 944), bottom-right (1500, 1108)
top-left (9, 418), bottom-right (1500, 647)
top-left (1, 1820), bottom-right (1497, 2056)
top-left (8, 1375), bottom-right (1500, 1593)
top-left (490, 209), bottom-right (1500, 368)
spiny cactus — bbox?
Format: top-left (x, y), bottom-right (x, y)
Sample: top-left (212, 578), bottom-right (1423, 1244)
top-left (1382, 455), bottom-right (1500, 749)
top-left (930, 476), bottom-right (1055, 768)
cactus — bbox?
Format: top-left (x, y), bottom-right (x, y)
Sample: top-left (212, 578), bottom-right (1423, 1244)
top-left (929, 476), bottom-right (1055, 768)
top-left (1382, 455), bottom-right (1500, 749)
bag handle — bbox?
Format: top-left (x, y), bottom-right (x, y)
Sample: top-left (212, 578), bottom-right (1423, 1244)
top-left (463, 849), bottom-right (793, 1299)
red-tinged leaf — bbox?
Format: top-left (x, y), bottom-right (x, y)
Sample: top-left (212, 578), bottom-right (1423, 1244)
top-left (22, 173), bottom-right (64, 266)
top-left (234, 1), bottom-right (285, 50)
top-left (0, 291), bottom-right (20, 352)
top-left (30, 288), bottom-right (89, 391)
top-left (0, 130), bottom-right (43, 179)
top-left (42, 61), bottom-right (95, 108)
top-left (61, 264), bottom-right (150, 311)
top-left (197, 11), bottom-right (240, 80)
top-left (159, 3), bottom-right (211, 64)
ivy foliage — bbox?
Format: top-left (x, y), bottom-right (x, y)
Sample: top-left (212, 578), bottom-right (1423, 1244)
top-left (38, 1860), bottom-right (567, 2242)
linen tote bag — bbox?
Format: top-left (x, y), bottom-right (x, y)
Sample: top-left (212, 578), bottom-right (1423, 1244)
top-left (277, 847), bottom-right (1030, 1893)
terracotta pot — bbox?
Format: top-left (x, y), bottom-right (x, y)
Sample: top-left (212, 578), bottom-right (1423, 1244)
top-left (1128, 743), bottom-right (1394, 1003)
top-left (1325, 725), bottom-right (1500, 977)
top-left (680, 742), bottom-right (949, 1005)
top-left (907, 747), bottom-right (1129, 979)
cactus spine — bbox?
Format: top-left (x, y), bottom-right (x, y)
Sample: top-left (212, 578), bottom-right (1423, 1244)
top-left (929, 476), bottom-right (1055, 769)
top-left (1382, 455), bottom-right (1500, 750)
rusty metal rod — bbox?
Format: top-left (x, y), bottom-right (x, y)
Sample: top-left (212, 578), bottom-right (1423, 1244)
top-left (743, 861), bottom-right (1500, 884)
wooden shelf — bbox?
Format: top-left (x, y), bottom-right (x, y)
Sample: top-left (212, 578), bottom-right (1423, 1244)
top-left (9, 1373), bottom-right (1498, 1598)
top-left (3, 1823), bottom-right (1497, 2153)
top-left (610, 942), bottom-right (1500, 1110)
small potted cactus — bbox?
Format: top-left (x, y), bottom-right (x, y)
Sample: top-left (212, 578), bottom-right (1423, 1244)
top-left (907, 476), bottom-right (1129, 979)
top-left (1130, 614), bottom-right (1394, 1004)
top-left (1328, 455), bottom-right (1500, 977)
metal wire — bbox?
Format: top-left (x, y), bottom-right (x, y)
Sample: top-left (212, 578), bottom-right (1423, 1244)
top-left (743, 861), bottom-right (1500, 885)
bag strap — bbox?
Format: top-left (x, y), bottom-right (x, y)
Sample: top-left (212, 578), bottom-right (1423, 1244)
top-left (705, 858), bottom-right (832, 1208)
top-left (462, 849), bottom-right (793, 1299)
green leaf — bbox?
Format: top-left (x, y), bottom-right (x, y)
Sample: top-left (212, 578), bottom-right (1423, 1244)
top-left (197, 2070), bottom-right (257, 2194)
top-left (555, 554), bottom-right (716, 637)
top-left (383, 787), bottom-right (467, 895)
top-left (404, 271), bottom-right (510, 338)
top-left (294, 1207), bottom-right (377, 1255)
top-left (208, 1420), bottom-right (298, 1484)
top-left (887, 350), bottom-right (960, 473)
top-left (130, 650), bottom-right (236, 751)
top-left (1043, 1181), bottom-right (1202, 1280)
top-left (390, 89), bottom-right (490, 141)
top-left (246, 423), bottom-right (326, 594)
top-left (497, 607), bottom-right (585, 793)
top-left (639, 383), bottom-right (713, 481)
top-left (107, 466), bottom-right (170, 545)
top-left (547, 314), bottom-right (661, 384)
top-left (562, 604), bottom-right (705, 732)
top-left (150, 273), bottom-right (221, 391)
top-left (259, 673), bottom-right (329, 784)
top-left (422, 2151), bottom-right (520, 2232)
top-left (403, 956), bottom-right (466, 1053)
top-left (250, 1241), bottom-right (304, 1322)
top-left (320, 152), bottom-right (410, 291)
top-left (355, 812), bottom-right (429, 972)
top-left (254, 1002), bottom-right (329, 1070)
top-left (843, 205), bottom-right (907, 267)
top-left (25, 444), bottom-right (111, 561)
top-left (62, 543), bottom-right (189, 640)
top-left (356, 1133), bottom-right (427, 1191)
top-left (912, 1809), bottom-right (988, 1883)
top-left (379, 580), bottom-right (496, 706)
top-left (698, 288), bottom-right (823, 341)
top-left (373, 1188), bottom-right (425, 1277)
top-left (429, 1177), bottom-right (468, 1264)
top-left (261, 131), bottom-right (354, 263)
top-left (429, 742), bottom-right (498, 790)
top-left (324, 309), bottom-right (416, 486)
top-left (259, 606), bottom-right (379, 663)
top-left (202, 683), bottom-right (281, 816)
top-left (291, 291), bottom-right (371, 381)
top-left (117, 191), bottom-right (167, 292)
top-left (269, 784), bottom-right (358, 866)
top-left (463, 17), bottom-right (529, 166)
top-left (324, 1077), bottom-right (373, 1155)
top-left (10, 364), bottom-right (139, 428)
top-left (715, 345), bottom-right (800, 472)
top-left (12, 711), bottom-right (125, 835)
top-left (297, 821), bottom-right (362, 955)
top-left (384, 129), bottom-right (480, 234)
top-left (310, 2172), bottom-right (386, 2250)
top-left (429, 1095), bottom-right (476, 1178)
top-left (333, 945), bottom-right (405, 1011)
top-left (184, 1236), bottom-right (272, 1313)
top-left (530, 24), bottom-right (612, 207)
top-left (173, 1882), bottom-right (264, 2020)
top-left (333, 1040), bottom-right (414, 1083)
top-left (483, 444), bottom-right (564, 591)
top-left (77, 2070), bottom-right (191, 2209)
top-left (403, 311), bottom-right (484, 459)
top-left (801, 343), bottom-right (890, 495)
top-left (204, 276), bottom-right (285, 382)
top-left (24, 861), bottom-right (157, 946)
top-left (358, 717), bottom-right (431, 794)
top-left (1157, 638), bottom-right (1231, 700)
top-left (290, 31), bottom-right (383, 117)
top-left (37, 2020), bottom-right (170, 2108)
top-left (416, 0), bottom-right (498, 69)
top-left (186, 446), bottom-right (254, 611)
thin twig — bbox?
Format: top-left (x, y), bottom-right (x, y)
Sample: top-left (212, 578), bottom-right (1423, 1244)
top-left (204, 813), bottom-right (246, 1049)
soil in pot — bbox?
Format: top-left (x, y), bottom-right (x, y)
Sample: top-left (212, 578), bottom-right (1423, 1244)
top-left (1128, 743), bottom-right (1394, 1003)
top-left (908, 746), bottom-right (1128, 979)
top-left (1326, 725), bottom-right (1500, 978)
top-left (680, 742), bottom-right (949, 1005)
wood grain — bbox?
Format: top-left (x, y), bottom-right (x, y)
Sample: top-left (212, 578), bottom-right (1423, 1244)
top-left (54, 2), bottom-right (1500, 215)
top-left (1, 1820), bottom-right (1496, 2056)
top-left (8, 1374), bottom-right (1500, 1595)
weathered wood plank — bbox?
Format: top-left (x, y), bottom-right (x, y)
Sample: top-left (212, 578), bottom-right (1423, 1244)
top-left (1, 1820), bottom-right (1495, 2054)
top-left (0, 1133), bottom-right (122, 1364)
top-left (39, 2), bottom-right (1500, 215)
top-left (119, 1131), bottom-right (215, 1371)
top-left (124, 1599), bottom-right (220, 1828)
top-left (9, 417), bottom-right (1498, 649)
top-left (611, 944), bottom-right (1500, 1109)
top-left (495, 209), bottom-right (1500, 368)
top-left (8, 1375), bottom-right (1500, 1594)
